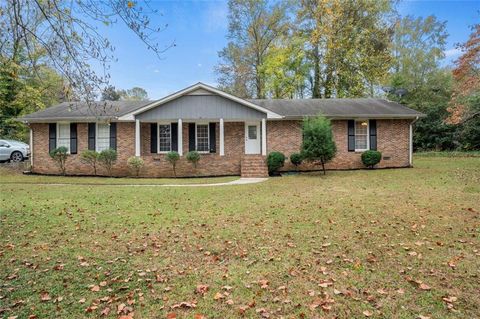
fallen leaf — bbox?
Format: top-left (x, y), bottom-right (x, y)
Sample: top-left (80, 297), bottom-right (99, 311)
top-left (100, 307), bottom-right (110, 316)
top-left (166, 313), bottom-right (176, 319)
top-left (419, 283), bottom-right (431, 291)
top-left (40, 292), bottom-right (51, 302)
top-left (91, 285), bottom-right (100, 292)
top-left (363, 310), bottom-right (373, 317)
top-left (213, 292), bottom-right (224, 300)
top-left (196, 284), bottom-right (209, 295)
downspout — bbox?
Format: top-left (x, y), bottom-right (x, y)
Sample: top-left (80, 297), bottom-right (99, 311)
top-left (409, 117), bottom-right (419, 167)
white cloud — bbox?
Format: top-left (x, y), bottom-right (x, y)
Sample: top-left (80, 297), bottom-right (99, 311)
top-left (197, 63), bottom-right (202, 67)
top-left (153, 69), bottom-right (160, 73)
top-left (444, 48), bottom-right (462, 58)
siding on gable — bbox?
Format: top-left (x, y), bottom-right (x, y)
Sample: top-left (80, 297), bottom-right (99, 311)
top-left (136, 95), bottom-right (266, 121)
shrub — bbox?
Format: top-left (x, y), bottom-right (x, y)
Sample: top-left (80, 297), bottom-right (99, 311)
top-left (290, 153), bottom-right (303, 169)
top-left (49, 146), bottom-right (68, 175)
top-left (80, 150), bottom-right (99, 175)
top-left (127, 156), bottom-right (144, 177)
top-left (301, 115), bottom-right (337, 175)
top-left (165, 151), bottom-right (180, 177)
top-left (186, 151), bottom-right (201, 168)
top-left (98, 148), bottom-right (117, 176)
top-left (361, 150), bottom-right (382, 168)
top-left (267, 151), bottom-right (286, 175)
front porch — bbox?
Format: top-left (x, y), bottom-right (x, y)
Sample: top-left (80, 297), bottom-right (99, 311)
top-left (133, 119), bottom-right (269, 177)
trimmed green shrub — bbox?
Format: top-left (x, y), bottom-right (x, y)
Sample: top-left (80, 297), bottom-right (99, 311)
top-left (165, 151), bottom-right (180, 177)
top-left (98, 148), bottom-right (117, 176)
top-left (290, 153), bottom-right (303, 169)
top-left (80, 150), bottom-right (99, 175)
top-left (361, 150), bottom-right (382, 168)
top-left (267, 151), bottom-right (286, 175)
top-left (301, 115), bottom-right (337, 175)
top-left (49, 146), bottom-right (69, 175)
top-left (186, 151), bottom-right (201, 168)
top-left (127, 156), bottom-right (144, 177)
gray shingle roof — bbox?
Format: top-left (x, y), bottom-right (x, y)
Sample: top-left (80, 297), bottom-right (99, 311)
top-left (19, 100), bottom-right (153, 122)
top-left (248, 98), bottom-right (424, 119)
top-left (19, 97), bottom-right (424, 122)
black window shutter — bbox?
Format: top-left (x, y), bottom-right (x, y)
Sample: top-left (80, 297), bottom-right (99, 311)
top-left (171, 123), bottom-right (178, 152)
top-left (109, 122), bottom-right (117, 150)
top-left (369, 120), bottom-right (377, 150)
top-left (347, 120), bottom-right (355, 152)
top-left (88, 123), bottom-right (96, 151)
top-left (150, 123), bottom-right (157, 153)
top-left (70, 123), bottom-right (77, 154)
top-left (188, 123), bottom-right (196, 151)
top-left (48, 123), bottom-right (56, 152)
top-left (209, 122), bottom-right (216, 153)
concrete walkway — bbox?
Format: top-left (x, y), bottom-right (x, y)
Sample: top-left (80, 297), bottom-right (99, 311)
top-left (4, 178), bottom-right (269, 187)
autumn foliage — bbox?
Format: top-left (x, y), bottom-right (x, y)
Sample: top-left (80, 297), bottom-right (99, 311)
top-left (448, 23), bottom-right (480, 124)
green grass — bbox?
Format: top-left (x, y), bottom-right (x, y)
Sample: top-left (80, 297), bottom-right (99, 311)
top-left (1, 156), bottom-right (479, 318)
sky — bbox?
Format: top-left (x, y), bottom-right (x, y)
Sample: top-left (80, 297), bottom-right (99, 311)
top-left (100, 0), bottom-right (479, 100)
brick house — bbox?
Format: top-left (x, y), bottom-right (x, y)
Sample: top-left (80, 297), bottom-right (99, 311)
top-left (19, 82), bottom-right (425, 177)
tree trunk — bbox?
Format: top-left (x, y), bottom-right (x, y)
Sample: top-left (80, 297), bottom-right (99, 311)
top-left (321, 161), bottom-right (326, 175)
top-left (324, 65), bottom-right (333, 98)
top-left (312, 45), bottom-right (321, 98)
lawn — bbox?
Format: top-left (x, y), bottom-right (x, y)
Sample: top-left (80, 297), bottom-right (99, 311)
top-left (0, 156), bottom-right (479, 318)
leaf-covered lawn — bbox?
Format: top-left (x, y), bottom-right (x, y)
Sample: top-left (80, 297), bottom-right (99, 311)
top-left (1, 156), bottom-right (479, 318)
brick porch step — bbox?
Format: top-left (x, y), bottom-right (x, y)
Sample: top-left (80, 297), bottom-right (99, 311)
top-left (241, 155), bottom-right (268, 178)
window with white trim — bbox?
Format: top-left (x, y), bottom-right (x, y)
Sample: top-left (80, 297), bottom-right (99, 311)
top-left (196, 124), bottom-right (209, 152)
top-left (355, 120), bottom-right (369, 151)
top-left (96, 123), bottom-right (110, 152)
top-left (158, 124), bottom-right (171, 152)
top-left (57, 123), bottom-right (70, 152)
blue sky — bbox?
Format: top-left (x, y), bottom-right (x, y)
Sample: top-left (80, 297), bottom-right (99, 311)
top-left (102, 0), bottom-right (479, 100)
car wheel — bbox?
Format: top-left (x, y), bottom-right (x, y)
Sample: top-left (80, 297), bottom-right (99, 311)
top-left (10, 151), bottom-right (23, 162)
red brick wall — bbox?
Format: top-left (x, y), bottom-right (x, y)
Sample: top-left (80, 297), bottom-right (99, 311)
top-left (31, 122), bottom-right (245, 177)
top-left (31, 119), bottom-right (411, 176)
top-left (267, 119), bottom-right (411, 171)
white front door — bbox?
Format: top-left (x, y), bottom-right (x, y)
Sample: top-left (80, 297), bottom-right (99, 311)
top-left (245, 122), bottom-right (261, 154)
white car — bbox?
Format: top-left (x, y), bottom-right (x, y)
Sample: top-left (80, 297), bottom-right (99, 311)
top-left (0, 139), bottom-right (30, 162)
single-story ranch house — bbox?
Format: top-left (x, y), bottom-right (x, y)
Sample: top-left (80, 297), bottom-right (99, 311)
top-left (19, 82), bottom-right (425, 177)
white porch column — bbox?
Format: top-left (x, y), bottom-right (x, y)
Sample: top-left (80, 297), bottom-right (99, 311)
top-left (135, 119), bottom-right (140, 156)
top-left (261, 118), bottom-right (267, 156)
top-left (178, 119), bottom-right (183, 156)
top-left (220, 118), bottom-right (225, 156)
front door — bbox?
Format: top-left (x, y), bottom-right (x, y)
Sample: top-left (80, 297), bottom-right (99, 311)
top-left (245, 123), bottom-right (261, 154)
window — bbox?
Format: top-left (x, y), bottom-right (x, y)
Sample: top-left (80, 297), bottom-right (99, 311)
top-left (96, 123), bottom-right (110, 152)
top-left (57, 123), bottom-right (70, 152)
top-left (248, 125), bottom-right (257, 139)
top-left (158, 124), bottom-right (171, 152)
top-left (355, 120), bottom-right (369, 151)
top-left (196, 124), bottom-right (209, 152)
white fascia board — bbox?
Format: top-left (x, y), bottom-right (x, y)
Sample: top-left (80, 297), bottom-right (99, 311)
top-left (117, 82), bottom-right (283, 121)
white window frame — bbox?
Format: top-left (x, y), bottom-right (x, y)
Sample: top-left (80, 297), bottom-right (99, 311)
top-left (95, 123), bottom-right (111, 152)
top-left (157, 123), bottom-right (172, 153)
top-left (195, 123), bottom-right (210, 154)
top-left (354, 119), bottom-right (369, 152)
top-left (56, 122), bottom-right (71, 153)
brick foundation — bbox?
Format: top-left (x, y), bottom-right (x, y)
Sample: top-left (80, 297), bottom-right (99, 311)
top-left (30, 119), bottom-right (411, 177)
